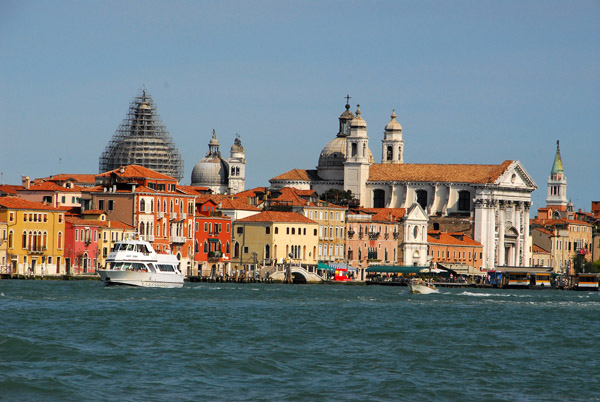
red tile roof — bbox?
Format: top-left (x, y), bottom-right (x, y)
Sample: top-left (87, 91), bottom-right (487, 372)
top-left (0, 185), bottom-right (24, 194)
top-left (66, 217), bottom-right (106, 227)
top-left (0, 197), bottom-right (62, 211)
top-left (98, 165), bottom-right (176, 181)
top-left (36, 174), bottom-right (97, 184)
top-left (108, 220), bottom-right (135, 230)
top-left (368, 161), bottom-right (513, 183)
top-left (359, 208), bottom-right (407, 221)
top-left (271, 169), bottom-right (320, 181)
top-left (22, 182), bottom-right (84, 192)
top-left (237, 211), bottom-right (315, 224)
top-left (427, 231), bottom-right (482, 247)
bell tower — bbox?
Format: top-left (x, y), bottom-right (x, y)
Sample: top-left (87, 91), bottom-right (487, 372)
top-left (381, 110), bottom-right (404, 164)
top-left (344, 105), bottom-right (371, 205)
top-left (546, 140), bottom-right (568, 210)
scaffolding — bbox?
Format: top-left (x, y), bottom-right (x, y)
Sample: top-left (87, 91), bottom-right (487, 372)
top-left (99, 89), bottom-right (184, 181)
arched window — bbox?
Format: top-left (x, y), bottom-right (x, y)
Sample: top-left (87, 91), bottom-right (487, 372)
top-left (458, 190), bottom-right (470, 211)
top-left (57, 232), bottom-right (62, 249)
top-left (204, 241), bottom-right (208, 253)
top-left (386, 146), bottom-right (393, 161)
top-left (140, 199), bottom-right (146, 212)
top-left (373, 189), bottom-right (385, 208)
top-left (265, 244), bottom-right (270, 259)
top-left (194, 240), bottom-right (199, 253)
top-left (226, 241), bottom-right (230, 254)
top-left (416, 190), bottom-right (428, 210)
top-left (351, 143), bottom-right (358, 157)
top-left (139, 223), bottom-right (145, 235)
top-left (150, 200), bottom-right (154, 212)
top-left (8, 230), bottom-right (14, 248)
top-left (22, 231), bottom-right (27, 249)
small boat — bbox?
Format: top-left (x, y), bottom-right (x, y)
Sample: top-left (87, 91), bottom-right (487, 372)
top-left (98, 240), bottom-right (184, 288)
top-left (408, 278), bottom-right (439, 294)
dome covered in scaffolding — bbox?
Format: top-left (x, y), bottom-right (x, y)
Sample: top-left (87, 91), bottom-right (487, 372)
top-left (99, 89), bottom-right (184, 180)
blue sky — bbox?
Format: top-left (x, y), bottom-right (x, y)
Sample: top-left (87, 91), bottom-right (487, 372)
top-left (1, 0), bottom-right (598, 212)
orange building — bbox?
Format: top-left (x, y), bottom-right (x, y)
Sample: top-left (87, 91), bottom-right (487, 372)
top-left (427, 231), bottom-right (483, 274)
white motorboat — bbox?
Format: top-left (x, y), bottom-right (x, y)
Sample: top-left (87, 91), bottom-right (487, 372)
top-left (98, 240), bottom-right (184, 288)
top-left (408, 278), bottom-right (439, 295)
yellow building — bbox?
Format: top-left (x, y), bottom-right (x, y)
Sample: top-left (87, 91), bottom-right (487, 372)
top-left (0, 220), bottom-right (8, 274)
top-left (0, 197), bottom-right (65, 276)
top-left (303, 204), bottom-right (346, 263)
top-left (233, 211), bottom-right (318, 271)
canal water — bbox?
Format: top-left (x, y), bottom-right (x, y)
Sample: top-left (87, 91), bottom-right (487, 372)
top-left (1, 281), bottom-right (599, 402)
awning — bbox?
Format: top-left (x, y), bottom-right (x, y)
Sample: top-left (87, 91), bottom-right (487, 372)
top-left (317, 262), bottom-right (335, 271)
top-left (328, 262), bottom-right (358, 272)
top-left (437, 263), bottom-right (480, 276)
top-left (366, 265), bottom-right (428, 274)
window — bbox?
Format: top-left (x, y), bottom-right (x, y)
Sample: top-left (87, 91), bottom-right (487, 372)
top-left (237, 227), bottom-right (243, 234)
top-left (458, 190), bottom-right (470, 211)
top-left (313, 229), bottom-right (317, 236)
top-left (8, 231), bottom-right (13, 248)
top-left (226, 223), bottom-right (230, 233)
top-left (108, 200), bottom-right (114, 211)
top-left (243, 246), bottom-right (249, 254)
top-left (9, 212), bottom-right (14, 222)
top-left (266, 227), bottom-right (270, 234)
top-left (373, 189), bottom-right (385, 208)
top-left (275, 227), bottom-right (279, 234)
top-left (57, 232), bottom-right (62, 249)
top-left (416, 190), bottom-right (427, 210)
top-left (140, 199), bottom-right (146, 212)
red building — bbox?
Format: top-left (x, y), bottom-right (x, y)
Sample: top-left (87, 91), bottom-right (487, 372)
top-left (65, 217), bottom-right (102, 275)
top-left (194, 199), bottom-right (232, 278)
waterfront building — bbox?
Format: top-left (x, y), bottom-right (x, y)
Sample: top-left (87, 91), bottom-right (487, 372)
top-left (191, 130), bottom-right (246, 194)
top-left (0, 198), bottom-right (65, 276)
top-left (427, 231), bottom-right (484, 275)
top-left (99, 89), bottom-right (184, 181)
top-left (531, 244), bottom-right (552, 268)
top-left (81, 165), bottom-right (196, 274)
top-left (64, 217), bottom-right (102, 275)
top-left (346, 205), bottom-right (428, 279)
top-left (232, 211), bottom-right (318, 273)
top-left (194, 198), bottom-right (232, 278)
top-left (270, 99), bottom-right (537, 270)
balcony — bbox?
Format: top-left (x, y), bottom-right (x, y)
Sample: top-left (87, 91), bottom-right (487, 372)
top-left (157, 211), bottom-right (164, 219)
top-left (170, 212), bottom-right (177, 220)
top-left (28, 247), bottom-right (47, 255)
top-left (368, 231), bottom-right (380, 240)
top-left (208, 251), bottom-right (223, 260)
top-left (347, 230), bottom-right (355, 239)
top-left (181, 213), bottom-right (187, 220)
top-left (170, 236), bottom-right (186, 244)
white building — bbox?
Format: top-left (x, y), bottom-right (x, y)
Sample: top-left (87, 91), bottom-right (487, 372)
top-left (270, 100), bottom-right (537, 269)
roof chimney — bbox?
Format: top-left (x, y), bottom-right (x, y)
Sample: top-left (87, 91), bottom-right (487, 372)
top-left (21, 176), bottom-right (30, 190)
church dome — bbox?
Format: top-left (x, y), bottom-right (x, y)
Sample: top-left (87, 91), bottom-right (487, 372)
top-left (318, 137), bottom-right (347, 168)
top-left (191, 156), bottom-right (229, 186)
top-left (191, 129), bottom-right (229, 186)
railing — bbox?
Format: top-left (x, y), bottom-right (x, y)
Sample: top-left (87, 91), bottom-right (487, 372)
top-left (170, 236), bottom-right (186, 244)
top-left (157, 211), bottom-right (164, 219)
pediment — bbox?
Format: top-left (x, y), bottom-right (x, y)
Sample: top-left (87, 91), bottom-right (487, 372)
top-left (495, 161), bottom-right (537, 191)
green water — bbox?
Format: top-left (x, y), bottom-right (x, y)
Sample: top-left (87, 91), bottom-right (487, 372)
top-left (1, 281), bottom-right (598, 401)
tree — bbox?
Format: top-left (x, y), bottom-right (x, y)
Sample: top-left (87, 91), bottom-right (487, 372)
top-left (321, 188), bottom-right (356, 206)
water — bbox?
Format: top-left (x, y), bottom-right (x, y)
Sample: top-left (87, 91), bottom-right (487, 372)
top-left (1, 281), bottom-right (599, 402)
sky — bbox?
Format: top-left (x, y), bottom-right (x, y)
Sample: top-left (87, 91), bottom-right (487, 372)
top-left (1, 0), bottom-right (598, 212)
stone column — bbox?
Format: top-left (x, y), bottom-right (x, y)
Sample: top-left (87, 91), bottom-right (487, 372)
top-left (498, 200), bottom-right (505, 266)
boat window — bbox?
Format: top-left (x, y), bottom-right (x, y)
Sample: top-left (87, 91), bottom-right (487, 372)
top-left (126, 244), bottom-right (135, 251)
top-left (157, 264), bottom-right (176, 272)
top-left (147, 263), bottom-right (157, 272)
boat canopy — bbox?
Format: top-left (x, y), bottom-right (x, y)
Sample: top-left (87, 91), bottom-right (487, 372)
top-left (366, 265), bottom-right (428, 274)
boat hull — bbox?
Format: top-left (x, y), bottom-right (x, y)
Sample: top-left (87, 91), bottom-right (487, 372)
top-left (408, 281), bottom-right (439, 295)
top-left (98, 269), bottom-right (184, 288)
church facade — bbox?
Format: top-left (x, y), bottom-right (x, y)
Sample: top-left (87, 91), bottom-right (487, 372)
top-left (270, 101), bottom-right (537, 269)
